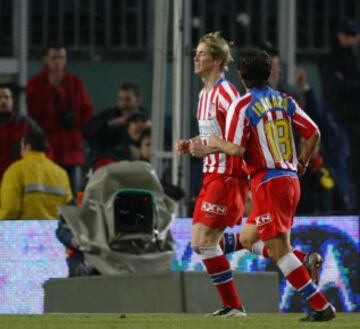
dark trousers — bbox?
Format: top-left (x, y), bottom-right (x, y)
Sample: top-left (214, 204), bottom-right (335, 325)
top-left (63, 165), bottom-right (83, 197)
top-left (67, 252), bottom-right (100, 277)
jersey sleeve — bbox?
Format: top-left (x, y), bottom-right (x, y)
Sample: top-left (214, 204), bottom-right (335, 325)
top-left (225, 96), bottom-right (251, 147)
top-left (218, 82), bottom-right (240, 113)
top-left (288, 96), bottom-right (318, 139)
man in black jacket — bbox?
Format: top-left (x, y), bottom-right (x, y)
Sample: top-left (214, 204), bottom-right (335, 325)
top-left (83, 82), bottom-right (146, 154)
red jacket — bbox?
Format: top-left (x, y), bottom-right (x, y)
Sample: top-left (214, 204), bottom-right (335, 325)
top-left (0, 113), bottom-right (38, 182)
top-left (26, 69), bottom-right (94, 166)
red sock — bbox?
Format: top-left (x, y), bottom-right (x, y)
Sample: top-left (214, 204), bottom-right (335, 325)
top-left (261, 246), bottom-right (269, 257)
top-left (203, 254), bottom-right (242, 309)
top-left (278, 252), bottom-right (328, 311)
top-left (293, 249), bottom-right (306, 262)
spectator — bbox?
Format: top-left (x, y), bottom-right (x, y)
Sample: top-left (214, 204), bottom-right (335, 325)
top-left (318, 19), bottom-right (360, 211)
top-left (0, 84), bottom-right (39, 182)
top-left (295, 69), bottom-right (351, 213)
top-left (83, 82), bottom-right (146, 154)
top-left (0, 130), bottom-right (72, 219)
top-left (91, 111), bottom-right (149, 167)
top-left (139, 128), bottom-right (184, 201)
top-left (26, 45), bottom-right (94, 195)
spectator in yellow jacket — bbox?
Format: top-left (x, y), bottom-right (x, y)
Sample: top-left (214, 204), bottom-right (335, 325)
top-left (0, 130), bottom-right (72, 219)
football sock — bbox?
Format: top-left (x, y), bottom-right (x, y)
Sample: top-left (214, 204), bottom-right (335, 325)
top-left (219, 233), bottom-right (244, 254)
top-left (200, 246), bottom-right (242, 309)
top-left (277, 252), bottom-right (329, 311)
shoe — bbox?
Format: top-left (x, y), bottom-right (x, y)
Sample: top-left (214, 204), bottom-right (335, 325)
top-left (206, 306), bottom-right (247, 318)
top-left (304, 252), bottom-right (322, 285)
top-left (299, 304), bottom-right (336, 322)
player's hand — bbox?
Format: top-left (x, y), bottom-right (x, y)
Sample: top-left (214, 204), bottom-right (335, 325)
top-left (297, 161), bottom-right (308, 177)
top-left (189, 139), bottom-right (209, 158)
top-left (175, 139), bottom-right (191, 155)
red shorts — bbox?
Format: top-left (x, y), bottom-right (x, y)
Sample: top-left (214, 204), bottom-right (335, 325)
top-left (247, 171), bottom-right (300, 241)
top-left (193, 173), bottom-right (248, 230)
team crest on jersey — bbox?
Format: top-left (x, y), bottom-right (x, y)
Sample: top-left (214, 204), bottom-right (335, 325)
top-left (255, 213), bottom-right (271, 226)
top-left (201, 201), bottom-right (227, 215)
top-left (208, 103), bottom-right (216, 118)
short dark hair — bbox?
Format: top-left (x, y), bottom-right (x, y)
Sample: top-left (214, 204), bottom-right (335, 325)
top-left (128, 111), bottom-right (148, 124)
top-left (237, 48), bottom-right (272, 88)
top-left (120, 82), bottom-right (140, 97)
top-left (337, 19), bottom-right (360, 36)
top-left (0, 83), bottom-right (14, 94)
top-left (23, 130), bottom-right (47, 152)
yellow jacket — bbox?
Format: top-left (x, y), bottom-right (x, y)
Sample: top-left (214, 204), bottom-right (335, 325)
top-left (0, 151), bottom-right (72, 219)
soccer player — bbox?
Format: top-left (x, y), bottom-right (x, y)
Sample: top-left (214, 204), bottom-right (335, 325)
top-left (206, 48), bottom-right (336, 322)
top-left (175, 32), bottom-right (248, 317)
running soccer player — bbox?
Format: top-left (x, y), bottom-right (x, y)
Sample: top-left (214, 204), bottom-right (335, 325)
top-left (206, 48), bottom-right (336, 322)
top-left (175, 32), bottom-right (248, 317)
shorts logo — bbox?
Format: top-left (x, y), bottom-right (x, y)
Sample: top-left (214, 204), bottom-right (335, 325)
top-left (255, 213), bottom-right (271, 227)
top-left (201, 201), bottom-right (227, 215)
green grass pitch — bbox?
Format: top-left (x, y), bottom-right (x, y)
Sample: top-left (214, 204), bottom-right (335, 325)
top-left (0, 313), bottom-right (359, 329)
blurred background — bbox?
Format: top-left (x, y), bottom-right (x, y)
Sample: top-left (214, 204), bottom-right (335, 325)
top-left (1, 0), bottom-right (360, 216)
top-left (0, 0), bottom-right (359, 315)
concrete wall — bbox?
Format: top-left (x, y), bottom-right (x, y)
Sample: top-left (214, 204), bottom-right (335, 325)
top-left (44, 271), bottom-right (279, 314)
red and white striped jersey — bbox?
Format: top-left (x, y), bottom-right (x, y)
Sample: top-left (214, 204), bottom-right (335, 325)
top-left (226, 86), bottom-right (318, 176)
top-left (197, 76), bottom-right (247, 177)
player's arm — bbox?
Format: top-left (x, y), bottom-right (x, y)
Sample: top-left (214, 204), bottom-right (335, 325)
top-left (208, 134), bottom-right (245, 157)
top-left (290, 97), bottom-right (321, 175)
top-left (297, 129), bottom-right (321, 175)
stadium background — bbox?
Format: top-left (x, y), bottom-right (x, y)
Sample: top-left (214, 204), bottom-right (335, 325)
top-left (0, 0), bottom-right (359, 315)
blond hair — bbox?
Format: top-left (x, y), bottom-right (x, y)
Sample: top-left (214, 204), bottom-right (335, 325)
top-left (198, 31), bottom-right (233, 71)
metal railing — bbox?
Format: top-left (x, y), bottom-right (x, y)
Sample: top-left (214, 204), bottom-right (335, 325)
top-left (191, 0), bottom-right (360, 56)
top-left (28, 0), bottom-right (147, 53)
top-left (0, 0), bottom-right (148, 56)
top-left (1, 0), bottom-right (360, 57)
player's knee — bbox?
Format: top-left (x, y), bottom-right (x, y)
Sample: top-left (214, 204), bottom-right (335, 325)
top-left (193, 245), bottom-right (223, 259)
top-left (191, 232), bottom-right (219, 249)
top-left (240, 235), bottom-right (254, 251)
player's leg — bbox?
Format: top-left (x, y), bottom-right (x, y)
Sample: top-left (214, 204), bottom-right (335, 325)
top-left (265, 232), bottom-right (335, 322)
top-left (238, 223), bottom-right (322, 284)
top-left (215, 188), bottom-right (318, 280)
top-left (192, 175), bottom-right (246, 317)
top-left (192, 223), bottom-right (246, 317)
top-left (259, 177), bottom-right (335, 322)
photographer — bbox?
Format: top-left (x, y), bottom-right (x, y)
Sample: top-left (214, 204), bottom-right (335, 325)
top-left (26, 45), bottom-right (94, 195)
